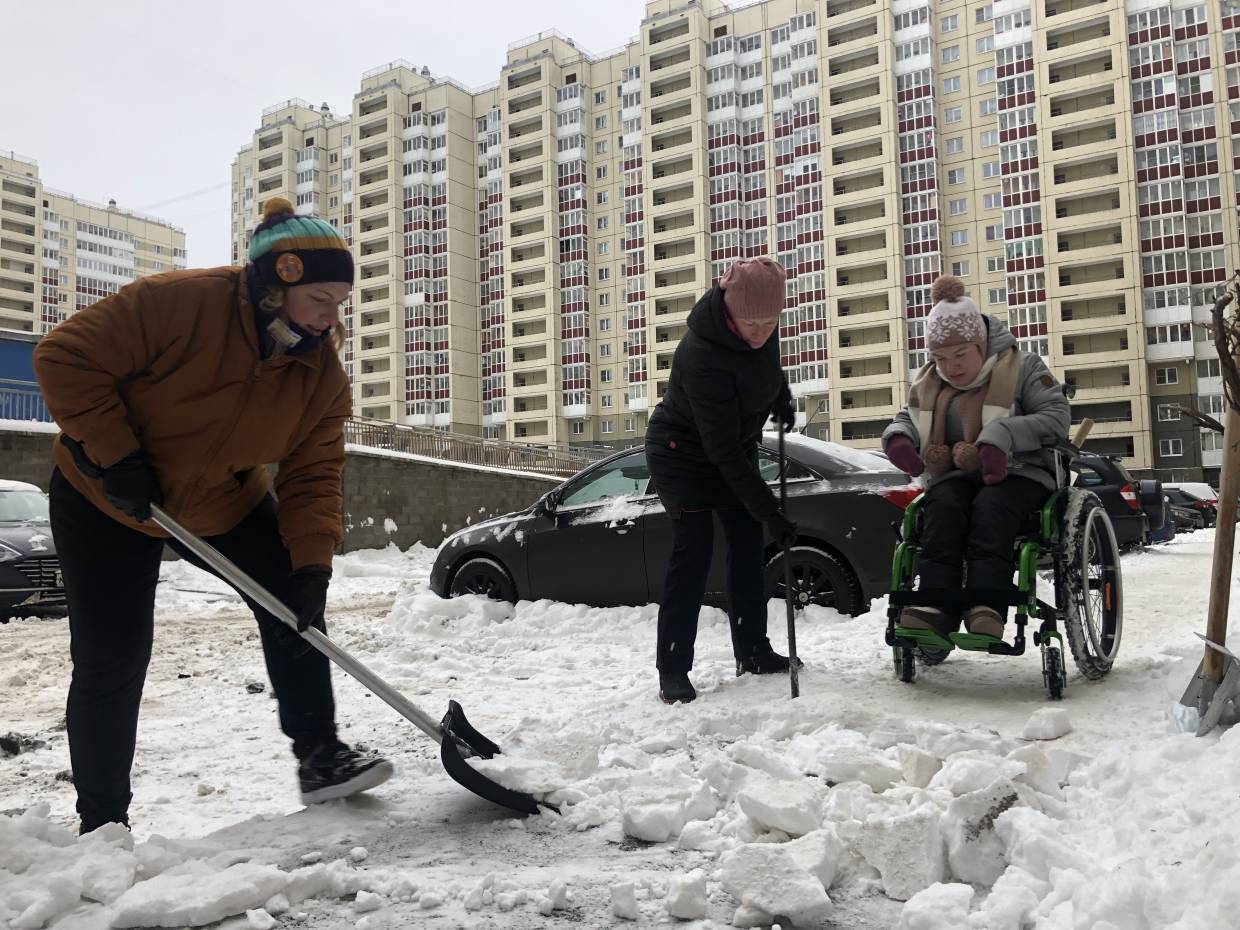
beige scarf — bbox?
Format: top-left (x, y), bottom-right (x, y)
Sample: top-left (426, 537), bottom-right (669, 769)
top-left (907, 347), bottom-right (1022, 449)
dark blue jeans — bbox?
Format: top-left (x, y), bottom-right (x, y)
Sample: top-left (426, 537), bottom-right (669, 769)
top-left (656, 508), bottom-right (772, 672)
top-left (49, 469), bottom-right (336, 833)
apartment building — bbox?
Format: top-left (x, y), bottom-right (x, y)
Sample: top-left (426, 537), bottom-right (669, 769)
top-left (230, 0), bottom-right (1240, 480)
top-left (0, 150), bottom-right (186, 336)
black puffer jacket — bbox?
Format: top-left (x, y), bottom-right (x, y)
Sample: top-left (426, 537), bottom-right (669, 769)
top-left (645, 286), bottom-right (790, 520)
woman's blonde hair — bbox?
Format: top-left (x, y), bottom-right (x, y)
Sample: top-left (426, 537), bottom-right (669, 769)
top-left (258, 286), bottom-right (346, 352)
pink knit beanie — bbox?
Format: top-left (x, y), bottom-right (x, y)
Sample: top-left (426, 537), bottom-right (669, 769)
top-left (721, 258), bottom-right (787, 322)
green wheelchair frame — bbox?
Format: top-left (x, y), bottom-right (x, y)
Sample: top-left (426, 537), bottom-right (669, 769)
top-left (884, 442), bottom-right (1124, 700)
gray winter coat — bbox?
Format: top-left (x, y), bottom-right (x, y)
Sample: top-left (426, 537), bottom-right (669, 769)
top-left (882, 315), bottom-right (1071, 490)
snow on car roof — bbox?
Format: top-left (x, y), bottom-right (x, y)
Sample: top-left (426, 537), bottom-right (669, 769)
top-left (768, 431), bottom-right (901, 475)
top-left (0, 479), bottom-right (42, 493)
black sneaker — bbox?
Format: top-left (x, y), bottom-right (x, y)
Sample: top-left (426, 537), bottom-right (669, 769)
top-left (298, 741), bottom-right (394, 804)
top-left (736, 648), bottom-right (804, 677)
top-left (658, 671), bottom-right (697, 704)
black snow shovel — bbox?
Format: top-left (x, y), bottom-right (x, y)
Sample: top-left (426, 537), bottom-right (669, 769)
top-left (61, 429), bottom-right (543, 816)
top-left (150, 505), bottom-right (545, 815)
top-left (778, 428), bottom-right (801, 699)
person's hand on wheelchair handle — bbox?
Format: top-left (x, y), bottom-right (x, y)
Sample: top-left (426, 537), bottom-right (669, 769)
top-left (773, 397), bottom-right (796, 433)
top-left (885, 435), bottom-right (925, 478)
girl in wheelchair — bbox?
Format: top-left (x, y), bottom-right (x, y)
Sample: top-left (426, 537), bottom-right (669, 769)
top-left (882, 275), bottom-right (1070, 641)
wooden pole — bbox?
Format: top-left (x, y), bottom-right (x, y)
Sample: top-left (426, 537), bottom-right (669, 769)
top-left (1204, 402), bottom-right (1240, 682)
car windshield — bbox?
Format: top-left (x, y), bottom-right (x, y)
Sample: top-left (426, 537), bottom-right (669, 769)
top-left (0, 490), bottom-right (50, 523)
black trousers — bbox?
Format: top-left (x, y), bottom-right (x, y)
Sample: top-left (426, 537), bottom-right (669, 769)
top-left (49, 468), bottom-right (336, 832)
top-left (917, 474), bottom-right (1051, 613)
top-left (656, 508), bottom-right (772, 672)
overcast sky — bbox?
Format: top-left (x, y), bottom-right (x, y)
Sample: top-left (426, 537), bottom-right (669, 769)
top-left (2, 0), bottom-right (645, 267)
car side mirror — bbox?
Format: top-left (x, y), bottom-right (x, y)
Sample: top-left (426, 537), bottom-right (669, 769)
top-left (536, 489), bottom-right (561, 516)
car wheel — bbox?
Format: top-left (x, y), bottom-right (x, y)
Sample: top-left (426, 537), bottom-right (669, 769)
top-left (448, 557), bottom-right (517, 603)
top-left (764, 546), bottom-right (864, 616)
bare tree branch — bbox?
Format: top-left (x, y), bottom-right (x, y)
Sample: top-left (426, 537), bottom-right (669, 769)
top-left (1175, 405), bottom-right (1226, 433)
top-left (1211, 272), bottom-right (1240, 412)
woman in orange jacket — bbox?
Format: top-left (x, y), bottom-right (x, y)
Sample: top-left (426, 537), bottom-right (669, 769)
top-left (35, 197), bottom-right (392, 834)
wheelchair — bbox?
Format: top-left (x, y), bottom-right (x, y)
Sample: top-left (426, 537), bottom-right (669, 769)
top-left (884, 429), bottom-right (1124, 700)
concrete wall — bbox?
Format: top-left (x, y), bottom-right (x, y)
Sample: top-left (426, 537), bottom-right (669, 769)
top-left (0, 426), bottom-right (560, 552)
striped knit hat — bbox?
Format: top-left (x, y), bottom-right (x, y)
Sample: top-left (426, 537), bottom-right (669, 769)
top-left (926, 275), bottom-right (986, 352)
top-left (248, 197), bottom-right (353, 288)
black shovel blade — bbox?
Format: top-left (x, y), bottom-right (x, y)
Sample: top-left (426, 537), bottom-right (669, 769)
top-left (439, 700), bottom-right (546, 816)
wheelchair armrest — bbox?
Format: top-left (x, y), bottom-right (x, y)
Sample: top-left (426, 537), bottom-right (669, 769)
top-left (1042, 436), bottom-right (1081, 458)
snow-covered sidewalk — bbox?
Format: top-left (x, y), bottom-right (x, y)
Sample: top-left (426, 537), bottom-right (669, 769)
top-left (1, 531), bottom-right (1235, 929)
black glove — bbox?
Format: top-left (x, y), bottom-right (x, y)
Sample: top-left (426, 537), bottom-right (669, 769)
top-left (765, 511), bottom-right (798, 549)
top-left (773, 397), bottom-right (796, 433)
top-left (286, 566), bottom-right (331, 634)
top-left (102, 451), bottom-right (163, 522)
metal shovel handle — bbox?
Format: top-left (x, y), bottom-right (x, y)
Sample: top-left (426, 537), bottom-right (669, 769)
top-left (150, 504), bottom-right (444, 745)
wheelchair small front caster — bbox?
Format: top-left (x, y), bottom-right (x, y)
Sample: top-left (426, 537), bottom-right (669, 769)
top-left (1042, 645), bottom-right (1066, 700)
top-left (894, 645), bottom-right (917, 683)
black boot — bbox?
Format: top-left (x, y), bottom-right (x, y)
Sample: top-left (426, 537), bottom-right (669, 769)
top-left (298, 740), bottom-right (394, 804)
top-left (658, 670), bottom-right (697, 704)
top-left (736, 646), bottom-right (804, 677)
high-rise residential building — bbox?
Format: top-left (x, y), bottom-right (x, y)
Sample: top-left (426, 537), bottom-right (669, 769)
top-left (230, 0), bottom-right (1240, 481)
top-left (0, 150), bottom-right (187, 336)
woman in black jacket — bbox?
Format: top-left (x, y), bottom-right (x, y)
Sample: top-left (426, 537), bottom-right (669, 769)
top-left (645, 258), bottom-right (799, 703)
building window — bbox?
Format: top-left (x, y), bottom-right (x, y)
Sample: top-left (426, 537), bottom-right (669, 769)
top-left (601, 369), bottom-right (613, 383)
top-left (945, 136), bottom-right (964, 154)
top-left (980, 130), bottom-right (999, 147)
top-left (1159, 438), bottom-right (1184, 457)
top-left (597, 217), bottom-right (609, 230)
top-left (985, 223), bottom-right (1003, 241)
top-left (988, 287), bottom-right (1007, 304)
top-left (624, 417), bottom-right (635, 432)
top-left (952, 260), bottom-right (971, 276)
top-left (598, 241), bottom-right (610, 255)
top-left (1157, 403), bottom-right (1180, 421)
top-left (600, 315), bottom-right (611, 329)
top-left (942, 45), bottom-right (961, 64)
top-left (602, 393), bottom-right (614, 408)
top-left (976, 35), bottom-right (995, 54)
top-left (600, 343), bottom-right (613, 358)
top-left (951, 230), bottom-right (969, 246)
top-left (595, 91), bottom-right (606, 105)
top-left (1198, 358), bottom-right (1222, 378)
top-left (977, 67), bottom-right (996, 85)
top-left (598, 267), bottom-right (611, 281)
top-left (597, 191), bottom-right (609, 205)
top-left (979, 98), bottom-right (997, 116)
top-left (941, 14), bottom-right (959, 31)
top-left (596, 166), bottom-right (608, 180)
top-left (949, 198), bottom-right (968, 215)
top-left (599, 293), bottom-right (611, 306)
top-left (595, 116), bottom-right (607, 130)
top-left (572, 422), bottom-right (586, 436)
top-left (983, 192), bottom-right (1002, 210)
top-left (976, 4), bottom-right (994, 23)
top-left (944, 76), bottom-right (962, 94)
top-left (948, 168), bottom-right (966, 184)
top-left (945, 106), bottom-right (963, 123)
top-left (601, 419), bottom-right (614, 433)
top-left (1155, 367), bottom-right (1179, 385)
top-left (596, 141), bottom-right (608, 155)
top-left (988, 255), bottom-right (1004, 272)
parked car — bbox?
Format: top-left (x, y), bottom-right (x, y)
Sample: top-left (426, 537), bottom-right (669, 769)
top-left (1165, 487), bottom-right (1218, 527)
top-left (1165, 482), bottom-right (1220, 505)
top-left (1070, 454), bottom-right (1162, 548)
top-left (430, 434), bottom-right (918, 615)
top-left (0, 480), bottom-right (65, 618)
top-left (1169, 500), bottom-right (1204, 532)
top-left (1150, 495), bottom-right (1177, 544)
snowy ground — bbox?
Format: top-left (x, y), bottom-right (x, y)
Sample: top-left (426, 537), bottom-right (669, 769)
top-left (1, 529), bottom-right (1236, 929)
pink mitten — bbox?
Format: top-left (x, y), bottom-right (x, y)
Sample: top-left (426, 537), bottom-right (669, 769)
top-left (885, 435), bottom-right (925, 477)
top-left (978, 443), bottom-right (1009, 485)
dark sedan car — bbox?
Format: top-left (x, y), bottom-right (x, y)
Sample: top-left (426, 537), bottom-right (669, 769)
top-left (1071, 454), bottom-right (1162, 548)
top-left (1165, 488), bottom-right (1217, 528)
top-left (429, 434), bottom-right (918, 616)
top-left (0, 480), bottom-right (65, 618)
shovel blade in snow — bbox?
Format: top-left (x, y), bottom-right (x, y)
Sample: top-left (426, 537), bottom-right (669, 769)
top-left (439, 700), bottom-right (545, 816)
top-left (1176, 640), bottom-right (1240, 736)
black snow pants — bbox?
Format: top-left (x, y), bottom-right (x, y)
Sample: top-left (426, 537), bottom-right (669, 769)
top-left (656, 508), bottom-right (773, 672)
top-left (916, 474), bottom-right (1051, 614)
top-left (48, 468), bottom-right (336, 833)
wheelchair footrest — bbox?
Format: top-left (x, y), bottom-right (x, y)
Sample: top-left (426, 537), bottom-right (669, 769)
top-left (893, 626), bottom-right (955, 652)
top-left (949, 631), bottom-right (1006, 652)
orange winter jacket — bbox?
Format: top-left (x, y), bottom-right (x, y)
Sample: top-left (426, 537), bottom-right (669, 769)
top-left (34, 266), bottom-right (351, 569)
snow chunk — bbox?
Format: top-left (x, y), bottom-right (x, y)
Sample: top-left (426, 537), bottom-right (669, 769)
top-left (383, 518), bottom-right (398, 534)
top-left (665, 869), bottom-right (707, 920)
top-left (928, 751), bottom-right (1025, 797)
top-left (941, 778), bottom-right (1020, 886)
top-left (348, 847), bottom-right (368, 863)
top-left (816, 749), bottom-right (904, 791)
top-left (900, 882), bottom-right (975, 930)
top-left (1020, 708), bottom-right (1072, 741)
top-left (898, 745), bottom-right (943, 789)
top-left (353, 890), bottom-right (384, 913)
top-left (786, 826), bottom-right (847, 890)
top-left (110, 861), bottom-right (288, 928)
top-left (858, 802), bottom-right (946, 901)
top-left (622, 799), bottom-right (686, 843)
top-left (719, 843), bottom-right (832, 925)
top-left (245, 908), bottom-right (276, 930)
top-left (736, 774), bottom-right (823, 836)
top-left (611, 882), bottom-right (640, 921)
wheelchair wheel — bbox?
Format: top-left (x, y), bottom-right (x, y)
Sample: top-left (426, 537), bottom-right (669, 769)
top-left (1042, 645), bottom-right (1065, 700)
top-left (894, 645), bottom-right (917, 683)
top-left (918, 646), bottom-right (950, 666)
top-left (1059, 491), bottom-right (1123, 680)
